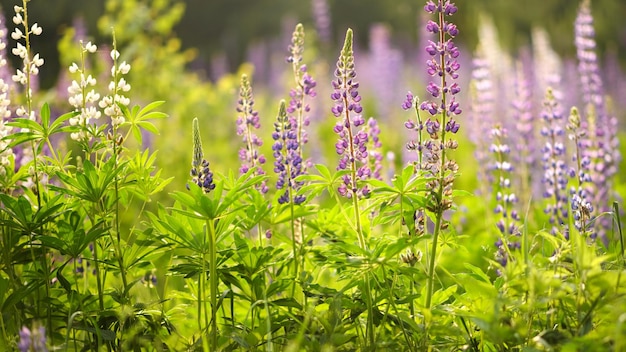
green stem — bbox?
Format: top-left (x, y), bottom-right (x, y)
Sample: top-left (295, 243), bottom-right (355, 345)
top-left (199, 250), bottom-right (207, 351)
top-left (425, 8), bottom-right (451, 312)
top-left (289, 197), bottom-right (299, 295)
top-left (207, 219), bottom-right (219, 351)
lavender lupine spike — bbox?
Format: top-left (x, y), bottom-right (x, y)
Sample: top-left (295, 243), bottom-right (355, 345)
top-left (567, 107), bottom-right (594, 236)
top-left (236, 74), bottom-right (268, 193)
top-left (540, 88), bottom-right (569, 235)
top-left (272, 100), bottom-right (305, 205)
top-left (490, 125), bottom-right (521, 273)
top-left (511, 60), bottom-right (536, 206)
top-left (189, 117), bottom-right (215, 193)
top-left (369, 24), bottom-right (402, 120)
top-left (575, 0), bottom-right (604, 113)
top-left (575, 0), bottom-right (619, 244)
top-left (366, 117), bottom-right (383, 181)
top-left (286, 24), bottom-right (316, 170)
top-left (467, 46), bottom-right (495, 195)
top-left (331, 28), bottom-right (371, 198)
top-left (421, 0), bottom-right (461, 213)
top-left (402, 91), bottom-right (424, 172)
top-left (18, 325), bottom-right (47, 352)
top-left (311, 0), bottom-right (331, 44)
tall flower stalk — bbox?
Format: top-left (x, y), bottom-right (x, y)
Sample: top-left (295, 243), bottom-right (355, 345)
top-left (286, 23), bottom-right (316, 171)
top-left (236, 74), bottom-right (267, 193)
top-left (331, 28), bottom-right (375, 348)
top-left (490, 125), bottom-right (521, 274)
top-left (190, 117), bottom-right (218, 351)
top-left (567, 107), bottom-right (593, 237)
top-left (421, 0), bottom-right (462, 310)
top-left (272, 101), bottom-right (304, 286)
top-left (11, 1), bottom-right (44, 203)
top-left (0, 12), bottom-right (13, 187)
top-left (67, 41), bottom-right (101, 149)
top-left (574, 0), bottom-right (618, 244)
top-left (540, 88), bottom-right (569, 236)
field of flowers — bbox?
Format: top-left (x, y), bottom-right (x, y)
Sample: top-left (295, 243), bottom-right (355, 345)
top-left (1, 0), bottom-right (625, 351)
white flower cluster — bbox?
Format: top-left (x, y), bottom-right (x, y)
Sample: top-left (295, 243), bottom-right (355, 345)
top-left (67, 41), bottom-right (101, 141)
top-left (11, 5), bottom-right (43, 120)
top-left (0, 15), bottom-right (13, 174)
top-left (98, 49), bottom-right (131, 127)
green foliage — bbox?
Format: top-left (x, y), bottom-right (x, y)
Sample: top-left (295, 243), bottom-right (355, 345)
top-left (0, 0), bottom-right (624, 351)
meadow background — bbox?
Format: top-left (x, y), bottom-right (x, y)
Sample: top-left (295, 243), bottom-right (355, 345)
top-left (0, 0), bottom-right (625, 351)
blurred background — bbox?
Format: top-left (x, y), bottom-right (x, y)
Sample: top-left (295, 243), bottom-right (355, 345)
top-left (1, 0), bottom-right (625, 88)
top-left (0, 0), bottom-right (624, 200)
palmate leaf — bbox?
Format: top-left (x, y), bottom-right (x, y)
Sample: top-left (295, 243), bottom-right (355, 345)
top-left (0, 194), bottom-right (65, 236)
top-left (119, 101), bottom-right (168, 145)
top-left (5, 103), bottom-right (78, 149)
top-left (51, 158), bottom-right (125, 204)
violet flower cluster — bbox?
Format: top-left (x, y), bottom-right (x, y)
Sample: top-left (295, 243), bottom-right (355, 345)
top-left (402, 92), bottom-right (425, 172)
top-left (566, 107), bottom-right (594, 236)
top-left (489, 125), bottom-right (521, 270)
top-left (236, 74), bottom-right (268, 193)
top-left (575, 0), bottom-right (619, 243)
top-left (421, 0), bottom-right (461, 212)
top-left (467, 49), bottom-right (495, 192)
top-left (272, 100), bottom-right (305, 205)
top-left (18, 325), bottom-right (47, 352)
top-left (574, 0), bottom-right (604, 113)
top-left (331, 29), bottom-right (371, 198)
top-left (367, 117), bottom-right (383, 181)
top-left (189, 118), bottom-right (215, 193)
top-left (286, 23), bottom-right (316, 171)
top-left (511, 61), bottom-right (536, 202)
top-left (540, 88), bottom-right (568, 235)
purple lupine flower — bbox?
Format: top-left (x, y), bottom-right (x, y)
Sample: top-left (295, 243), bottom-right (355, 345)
top-left (567, 107), bottom-right (594, 236)
top-left (273, 100), bottom-right (305, 205)
top-left (420, 0), bottom-right (461, 212)
top-left (489, 124), bottom-right (521, 273)
top-left (511, 60), bottom-right (537, 204)
top-left (311, 0), bottom-right (331, 44)
top-left (402, 91), bottom-right (426, 171)
top-left (236, 74), bottom-right (268, 193)
top-left (331, 29), bottom-right (371, 198)
top-left (575, 0), bottom-right (604, 113)
top-left (366, 117), bottom-right (383, 181)
top-left (540, 88), bottom-right (568, 235)
top-left (189, 118), bottom-right (215, 193)
top-left (369, 24), bottom-right (402, 120)
top-left (18, 325), bottom-right (47, 352)
top-left (286, 23), bottom-right (316, 172)
top-left (575, 0), bottom-right (619, 244)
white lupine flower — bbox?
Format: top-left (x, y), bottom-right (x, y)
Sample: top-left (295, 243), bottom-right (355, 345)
top-left (110, 49), bottom-right (120, 60)
top-left (118, 78), bottom-right (130, 92)
top-left (12, 69), bottom-right (26, 84)
top-left (69, 62), bottom-right (79, 73)
top-left (32, 53), bottom-right (43, 66)
top-left (119, 61), bottom-right (131, 74)
top-left (12, 42), bottom-right (27, 58)
top-left (86, 90), bottom-right (100, 103)
top-left (31, 23), bottom-right (42, 36)
top-left (14, 5), bottom-right (23, 13)
top-left (12, 13), bottom-right (22, 25)
top-left (11, 28), bottom-right (22, 40)
top-left (85, 41), bottom-right (97, 53)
